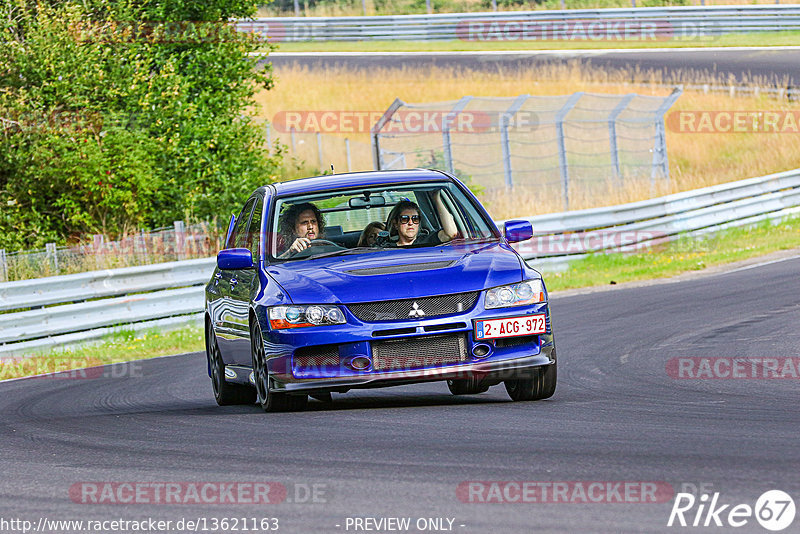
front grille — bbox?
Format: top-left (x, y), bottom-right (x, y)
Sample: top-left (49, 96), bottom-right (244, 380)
top-left (349, 292), bottom-right (479, 322)
top-left (371, 334), bottom-right (468, 372)
top-left (294, 345), bottom-right (340, 371)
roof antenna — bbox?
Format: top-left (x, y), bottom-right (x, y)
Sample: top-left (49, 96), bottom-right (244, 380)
top-left (330, 163), bottom-right (335, 175)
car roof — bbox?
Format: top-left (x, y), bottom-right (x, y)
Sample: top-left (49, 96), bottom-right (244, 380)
top-left (269, 169), bottom-right (454, 196)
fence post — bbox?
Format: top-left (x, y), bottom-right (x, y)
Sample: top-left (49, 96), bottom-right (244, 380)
top-left (317, 132), bottom-right (324, 171)
top-left (140, 229), bottom-right (149, 263)
top-left (93, 234), bottom-right (104, 270)
top-left (651, 86), bottom-right (683, 184)
top-left (46, 242), bottom-right (59, 274)
top-left (174, 221), bottom-right (186, 261)
top-left (500, 95), bottom-right (530, 189)
top-left (265, 121), bottom-right (272, 152)
top-left (0, 249), bottom-right (6, 282)
top-left (371, 98), bottom-right (405, 170)
top-left (345, 138), bottom-right (352, 172)
top-left (608, 93), bottom-right (635, 185)
top-left (443, 96), bottom-right (473, 176)
top-left (555, 92), bottom-right (584, 211)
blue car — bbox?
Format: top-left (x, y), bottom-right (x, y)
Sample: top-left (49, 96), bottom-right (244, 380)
top-left (204, 169), bottom-right (557, 411)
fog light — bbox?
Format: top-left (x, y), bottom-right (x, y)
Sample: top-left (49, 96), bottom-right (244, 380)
top-left (472, 344), bottom-right (491, 359)
top-left (349, 356), bottom-right (371, 370)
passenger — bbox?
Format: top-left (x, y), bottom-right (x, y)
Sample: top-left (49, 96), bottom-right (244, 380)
top-left (383, 192), bottom-right (457, 247)
top-left (278, 202), bottom-right (326, 257)
top-left (357, 221), bottom-right (386, 247)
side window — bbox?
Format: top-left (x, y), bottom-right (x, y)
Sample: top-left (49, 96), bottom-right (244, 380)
top-left (245, 197), bottom-right (263, 261)
top-left (229, 198), bottom-right (255, 249)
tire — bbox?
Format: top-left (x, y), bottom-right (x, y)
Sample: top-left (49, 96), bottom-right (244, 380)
top-left (447, 377), bottom-right (489, 395)
top-left (251, 320), bottom-right (308, 412)
top-left (206, 324), bottom-right (255, 406)
top-left (504, 359), bottom-right (557, 402)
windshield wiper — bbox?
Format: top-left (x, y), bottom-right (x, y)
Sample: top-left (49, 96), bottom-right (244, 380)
top-left (306, 247), bottom-right (381, 260)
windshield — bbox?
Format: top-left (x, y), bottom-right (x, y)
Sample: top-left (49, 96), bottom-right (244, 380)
top-left (268, 181), bottom-right (498, 262)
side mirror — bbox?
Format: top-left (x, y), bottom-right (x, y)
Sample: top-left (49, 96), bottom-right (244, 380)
top-left (504, 220), bottom-right (533, 243)
top-left (217, 248), bottom-right (254, 270)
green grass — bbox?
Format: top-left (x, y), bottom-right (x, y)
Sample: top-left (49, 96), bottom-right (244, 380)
top-left (0, 324), bottom-right (204, 381)
top-left (545, 216), bottom-right (800, 291)
top-left (272, 31), bottom-right (800, 53)
top-left (3, 216), bottom-right (799, 379)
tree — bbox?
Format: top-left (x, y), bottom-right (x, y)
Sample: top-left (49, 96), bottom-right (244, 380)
top-left (0, 0), bottom-right (280, 249)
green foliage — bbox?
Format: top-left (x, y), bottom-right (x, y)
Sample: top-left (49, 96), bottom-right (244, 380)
top-left (0, 0), bottom-right (281, 250)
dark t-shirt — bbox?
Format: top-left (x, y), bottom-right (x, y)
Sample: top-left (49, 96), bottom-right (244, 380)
top-left (382, 230), bottom-right (442, 248)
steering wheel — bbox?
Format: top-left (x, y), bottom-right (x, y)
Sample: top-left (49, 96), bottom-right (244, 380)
top-left (308, 239), bottom-right (342, 247)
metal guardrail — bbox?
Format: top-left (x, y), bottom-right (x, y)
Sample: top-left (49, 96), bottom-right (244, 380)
top-left (0, 257), bottom-right (215, 312)
top-left (1, 168), bottom-right (799, 356)
top-left (241, 6), bottom-right (800, 42)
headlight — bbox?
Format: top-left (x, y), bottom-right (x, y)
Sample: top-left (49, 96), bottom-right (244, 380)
top-left (485, 280), bottom-right (545, 309)
top-left (268, 305), bottom-right (346, 329)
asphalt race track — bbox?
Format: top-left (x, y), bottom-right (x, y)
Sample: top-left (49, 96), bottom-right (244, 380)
top-left (267, 48), bottom-right (800, 87)
top-left (1, 255), bottom-right (799, 533)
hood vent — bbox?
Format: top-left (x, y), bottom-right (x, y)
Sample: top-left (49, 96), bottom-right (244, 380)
top-left (346, 261), bottom-right (455, 276)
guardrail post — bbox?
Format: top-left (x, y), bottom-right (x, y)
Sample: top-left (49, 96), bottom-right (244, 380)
top-left (371, 98), bottom-right (405, 170)
top-left (443, 96), bottom-right (473, 176)
top-left (555, 92), bottom-right (584, 211)
top-left (46, 242), bottom-right (59, 274)
top-left (0, 249), bottom-right (7, 282)
top-left (174, 221), bottom-right (186, 261)
top-left (608, 93), bottom-right (635, 185)
top-left (345, 138), bottom-right (352, 172)
top-left (651, 86), bottom-right (683, 184)
top-left (500, 94), bottom-right (530, 189)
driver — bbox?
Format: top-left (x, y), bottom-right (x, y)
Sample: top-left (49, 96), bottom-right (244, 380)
top-left (278, 202), bottom-right (326, 257)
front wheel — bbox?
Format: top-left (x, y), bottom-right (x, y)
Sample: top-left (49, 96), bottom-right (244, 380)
top-left (505, 360), bottom-right (557, 402)
top-left (251, 320), bottom-right (307, 412)
top-left (206, 325), bottom-right (255, 406)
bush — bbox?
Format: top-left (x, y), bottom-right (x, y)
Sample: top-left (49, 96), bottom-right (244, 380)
top-left (0, 0), bottom-right (281, 250)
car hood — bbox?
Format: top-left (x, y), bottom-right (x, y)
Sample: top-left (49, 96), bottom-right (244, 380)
top-left (265, 243), bottom-right (524, 304)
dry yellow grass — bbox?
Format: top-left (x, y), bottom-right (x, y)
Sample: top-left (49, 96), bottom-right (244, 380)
top-left (255, 63), bottom-right (800, 219)
top-left (258, 0), bottom-right (788, 18)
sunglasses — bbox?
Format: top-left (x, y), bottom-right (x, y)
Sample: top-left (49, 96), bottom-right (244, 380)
top-left (398, 214), bottom-right (420, 225)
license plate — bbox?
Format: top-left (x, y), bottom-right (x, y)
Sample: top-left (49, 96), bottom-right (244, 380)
top-left (474, 314), bottom-right (546, 341)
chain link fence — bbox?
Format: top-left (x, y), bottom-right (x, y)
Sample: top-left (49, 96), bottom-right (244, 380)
top-left (372, 88), bottom-right (682, 210)
top-left (0, 222), bottom-right (224, 282)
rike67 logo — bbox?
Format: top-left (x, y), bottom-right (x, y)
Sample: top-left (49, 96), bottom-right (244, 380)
top-left (668, 490), bottom-right (795, 531)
